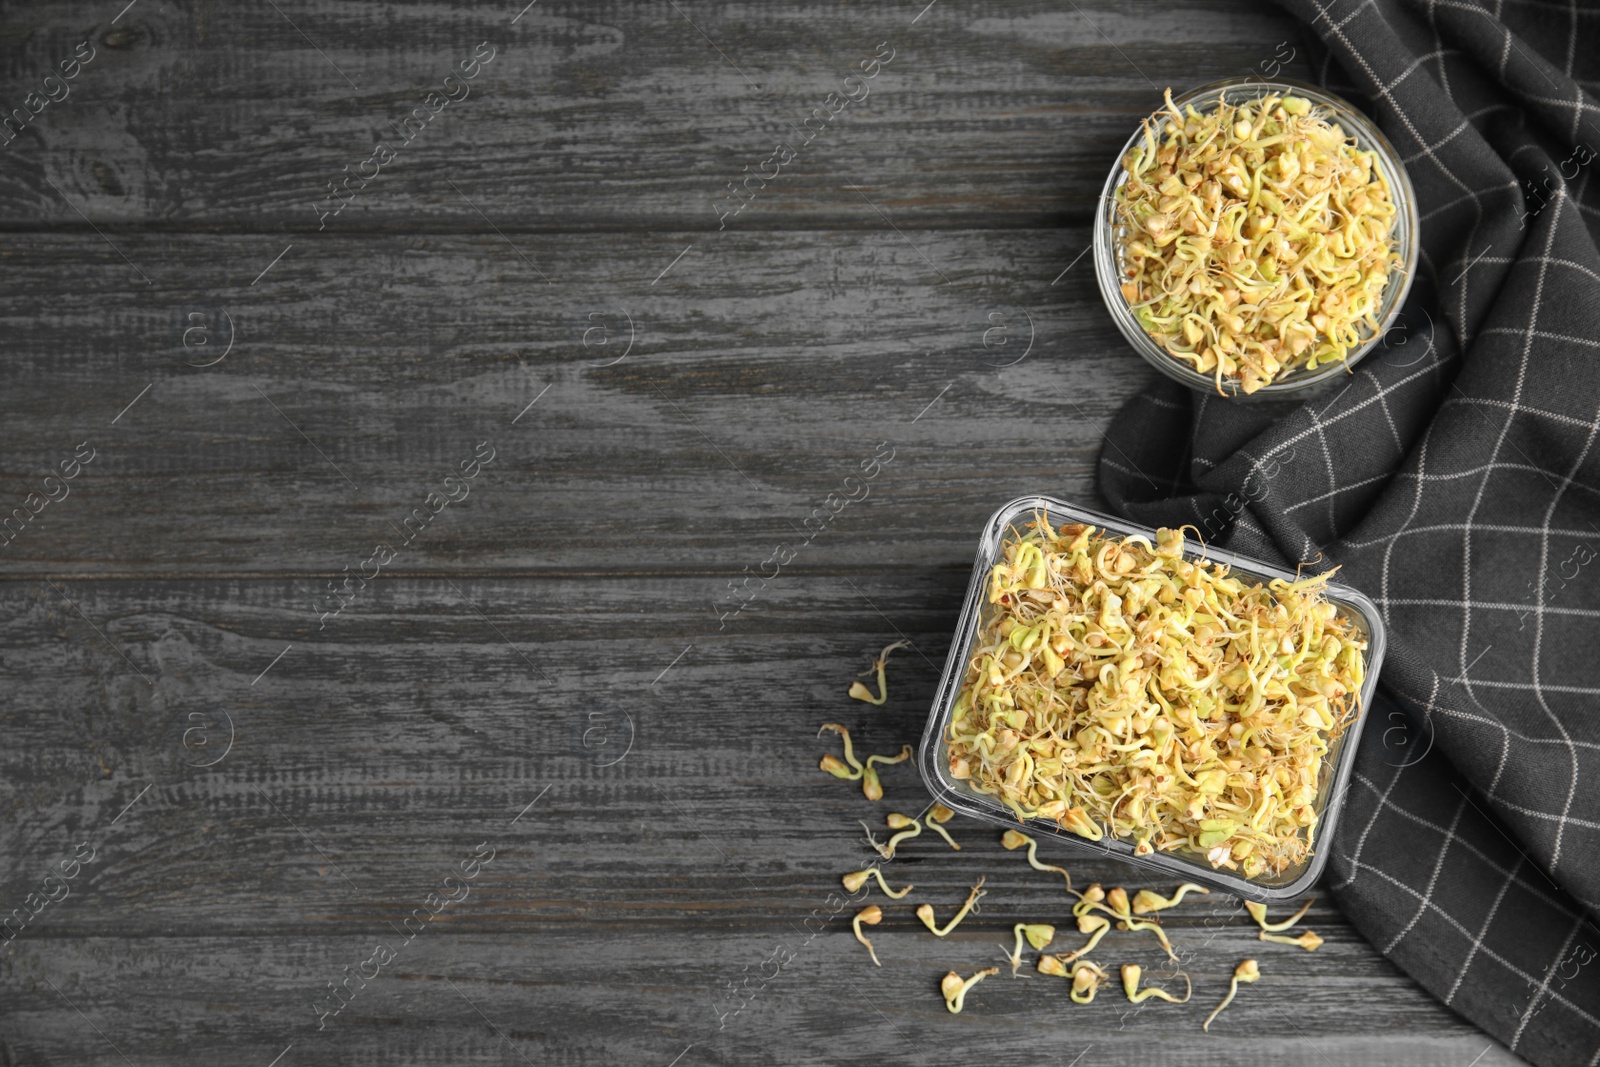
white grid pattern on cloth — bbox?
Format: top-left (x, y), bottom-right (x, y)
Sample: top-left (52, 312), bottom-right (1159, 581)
top-left (1373, 598), bottom-right (1600, 620)
top-left (1330, 752), bottom-right (1411, 893)
top-left (1337, 764), bottom-right (1600, 1052)
top-left (1467, 206), bottom-right (1586, 867)
top-left (1338, 856), bottom-right (1600, 1041)
top-left (1527, 389), bottom-right (1600, 866)
top-left (1384, 790), bottom-right (1470, 952)
top-left (1283, 469), bottom-right (1395, 513)
top-left (1428, 700), bottom-right (1600, 754)
top-left (1347, 771), bottom-right (1586, 918)
top-left (1448, 854), bottom-right (1525, 1004)
top-left (1514, 910), bottom-right (1589, 1049)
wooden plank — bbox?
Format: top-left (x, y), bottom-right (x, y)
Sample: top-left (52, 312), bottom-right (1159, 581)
top-left (0, 0), bottom-right (1310, 228)
top-left (0, 228), bottom-right (1156, 576)
top-left (0, 574), bottom-right (1502, 1064)
top-left (2, 929), bottom-right (1513, 1067)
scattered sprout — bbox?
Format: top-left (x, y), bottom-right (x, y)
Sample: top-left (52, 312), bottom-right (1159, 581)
top-left (1114, 88), bottom-right (1401, 394)
top-left (1055, 913), bottom-right (1111, 963)
top-left (916, 877), bottom-right (987, 937)
top-left (1132, 883), bottom-right (1211, 915)
top-left (850, 639), bottom-right (912, 705)
top-left (1000, 829), bottom-right (1072, 894)
top-left (941, 966), bottom-right (1000, 1013)
top-left (1070, 961), bottom-right (1110, 1004)
top-left (1204, 958), bottom-right (1260, 1031)
top-left (1245, 898), bottom-right (1313, 932)
top-left (853, 906), bottom-right (884, 966)
top-left (947, 517), bottom-right (1366, 878)
top-left (1121, 963), bottom-right (1192, 1004)
top-left (860, 812), bottom-right (923, 860)
top-left (842, 867), bottom-right (913, 899)
top-left (818, 723), bottom-right (863, 780)
top-left (1002, 923), bottom-right (1057, 975)
top-left (862, 745), bottom-right (913, 801)
top-left (926, 804), bottom-right (962, 850)
top-left (1258, 928), bottom-right (1323, 951)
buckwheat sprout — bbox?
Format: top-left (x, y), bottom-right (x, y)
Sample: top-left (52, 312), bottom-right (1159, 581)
top-left (916, 877), bottom-right (987, 937)
top-left (926, 803), bottom-right (961, 850)
top-left (1000, 829), bottom-right (1072, 894)
top-left (1070, 961), bottom-right (1109, 1004)
top-left (1244, 898), bottom-right (1313, 932)
top-left (853, 906), bottom-right (885, 966)
top-left (1114, 89), bottom-right (1401, 394)
top-left (1258, 928), bottom-right (1323, 951)
top-left (842, 867), bottom-right (913, 899)
top-left (1204, 958), bottom-right (1260, 1031)
top-left (1056, 913), bottom-right (1111, 963)
top-left (861, 812), bottom-right (922, 859)
top-left (1132, 883), bottom-right (1210, 915)
top-left (1073, 883), bottom-right (1106, 916)
top-left (862, 745), bottom-right (912, 801)
top-left (850, 639), bottom-right (912, 705)
top-left (818, 723), bottom-right (863, 780)
top-left (941, 966), bottom-right (1000, 1013)
top-left (1121, 963), bottom-right (1192, 1004)
top-left (1087, 886), bottom-right (1177, 962)
top-left (947, 516), bottom-right (1366, 878)
top-left (1002, 923), bottom-right (1057, 975)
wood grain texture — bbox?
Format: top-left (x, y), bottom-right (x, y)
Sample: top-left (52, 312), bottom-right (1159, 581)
top-left (0, 0), bottom-right (1509, 1063)
top-left (0, 0), bottom-right (1310, 228)
top-left (0, 576), bottom-right (1509, 1064)
top-left (0, 228), bottom-right (1153, 577)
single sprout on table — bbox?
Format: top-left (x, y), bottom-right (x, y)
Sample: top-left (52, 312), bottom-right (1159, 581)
top-left (1246, 898), bottom-right (1322, 950)
top-left (861, 745), bottom-right (912, 801)
top-left (925, 803), bottom-right (961, 850)
top-left (1132, 883), bottom-right (1210, 915)
top-left (861, 812), bottom-right (922, 860)
top-left (817, 723), bottom-right (863, 780)
top-left (1001, 922), bottom-right (1056, 976)
top-left (1245, 898), bottom-right (1312, 932)
top-left (1258, 928), bottom-right (1323, 951)
top-left (1054, 913), bottom-right (1112, 964)
top-left (1070, 960), bottom-right (1110, 1004)
top-left (1204, 958), bottom-right (1261, 1031)
top-left (916, 877), bottom-right (986, 937)
top-left (852, 906), bottom-right (884, 966)
top-left (1114, 88), bottom-right (1401, 394)
top-left (849, 639), bottom-right (912, 705)
top-left (1000, 829), bottom-right (1072, 893)
top-left (947, 517), bottom-right (1366, 878)
top-left (941, 966), bottom-right (999, 1014)
top-left (1121, 963), bottom-right (1192, 1004)
top-left (842, 867), bottom-right (913, 900)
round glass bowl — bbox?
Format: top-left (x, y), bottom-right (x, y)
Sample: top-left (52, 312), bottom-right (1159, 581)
top-left (1092, 78), bottom-right (1419, 399)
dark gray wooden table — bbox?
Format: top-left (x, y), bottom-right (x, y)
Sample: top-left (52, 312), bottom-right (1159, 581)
top-left (0, 2), bottom-right (1520, 1064)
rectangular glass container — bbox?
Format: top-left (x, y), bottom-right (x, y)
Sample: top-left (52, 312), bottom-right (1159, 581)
top-left (917, 494), bottom-right (1387, 902)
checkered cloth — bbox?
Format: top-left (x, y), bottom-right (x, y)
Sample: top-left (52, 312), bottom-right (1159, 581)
top-left (1095, 1), bottom-right (1600, 1062)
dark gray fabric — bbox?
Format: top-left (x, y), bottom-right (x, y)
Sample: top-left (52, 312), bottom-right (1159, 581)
top-left (1095, 1), bottom-right (1600, 1063)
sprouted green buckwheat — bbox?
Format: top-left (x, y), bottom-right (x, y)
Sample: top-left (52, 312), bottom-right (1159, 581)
top-left (946, 515), bottom-right (1366, 878)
